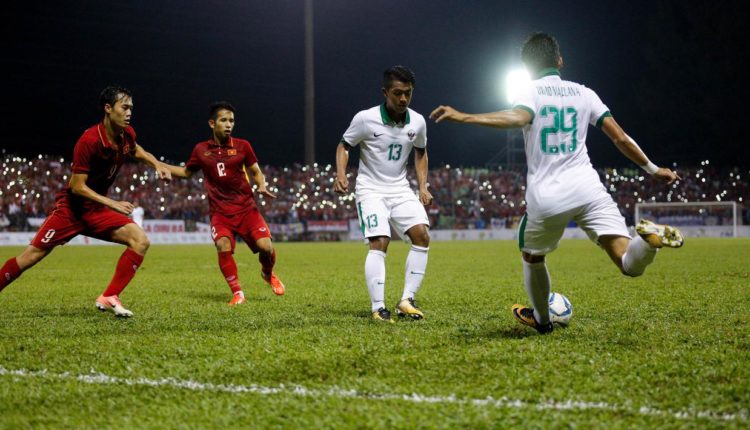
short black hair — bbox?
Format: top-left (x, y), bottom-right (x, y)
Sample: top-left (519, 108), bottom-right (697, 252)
top-left (99, 86), bottom-right (132, 109)
top-left (383, 65), bottom-right (416, 89)
top-left (209, 101), bottom-right (235, 120)
top-left (521, 32), bottom-right (561, 74)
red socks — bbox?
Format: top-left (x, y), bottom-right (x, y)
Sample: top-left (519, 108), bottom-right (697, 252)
top-left (102, 248), bottom-right (144, 297)
top-left (0, 257), bottom-right (22, 293)
top-left (259, 249), bottom-right (276, 276)
top-left (218, 251), bottom-right (242, 294)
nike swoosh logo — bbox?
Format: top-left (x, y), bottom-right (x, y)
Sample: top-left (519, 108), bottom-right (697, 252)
top-left (374, 132), bottom-right (384, 137)
top-left (409, 271), bottom-right (425, 275)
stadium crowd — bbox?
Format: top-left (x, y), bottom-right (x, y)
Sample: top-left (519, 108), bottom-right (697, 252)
top-left (1, 154), bottom-right (748, 233)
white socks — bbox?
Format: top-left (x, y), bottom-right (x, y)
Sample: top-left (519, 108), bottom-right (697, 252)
top-left (365, 250), bottom-right (386, 312)
top-left (522, 258), bottom-right (551, 325)
top-left (622, 235), bottom-right (657, 277)
top-left (402, 245), bottom-right (429, 300)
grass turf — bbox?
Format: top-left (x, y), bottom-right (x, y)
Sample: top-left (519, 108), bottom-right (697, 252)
top-left (0, 238), bottom-right (748, 429)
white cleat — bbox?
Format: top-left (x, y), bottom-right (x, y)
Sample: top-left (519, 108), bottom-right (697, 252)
top-left (636, 219), bottom-right (684, 248)
top-left (95, 294), bottom-right (134, 318)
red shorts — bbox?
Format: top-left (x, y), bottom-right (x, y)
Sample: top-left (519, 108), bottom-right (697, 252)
top-left (210, 207), bottom-right (271, 253)
top-left (31, 203), bottom-right (134, 249)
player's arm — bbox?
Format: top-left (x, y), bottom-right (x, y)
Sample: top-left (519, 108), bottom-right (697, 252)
top-left (414, 147), bottom-right (433, 206)
top-left (161, 162), bottom-right (195, 179)
top-left (133, 143), bottom-right (172, 181)
top-left (600, 116), bottom-right (680, 185)
top-left (247, 162), bottom-right (276, 199)
top-left (430, 105), bottom-right (532, 129)
top-left (69, 173), bottom-right (134, 215)
top-left (334, 142), bottom-right (350, 194)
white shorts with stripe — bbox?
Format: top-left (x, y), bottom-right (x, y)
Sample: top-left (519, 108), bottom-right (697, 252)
top-left (518, 195), bottom-right (630, 255)
top-left (356, 191), bottom-right (429, 240)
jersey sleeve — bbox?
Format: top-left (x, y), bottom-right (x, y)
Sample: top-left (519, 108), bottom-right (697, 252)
top-left (413, 114), bottom-right (427, 149)
top-left (585, 87), bottom-right (611, 127)
top-left (243, 141), bottom-right (258, 166)
top-left (185, 145), bottom-right (202, 172)
top-left (71, 134), bottom-right (97, 174)
top-left (341, 112), bottom-right (367, 147)
top-left (512, 83), bottom-right (538, 123)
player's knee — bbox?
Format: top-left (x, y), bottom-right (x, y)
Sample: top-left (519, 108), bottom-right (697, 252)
top-left (134, 234), bottom-right (150, 253)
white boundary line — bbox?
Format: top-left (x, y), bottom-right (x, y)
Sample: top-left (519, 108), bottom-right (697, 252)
top-left (0, 366), bottom-right (746, 423)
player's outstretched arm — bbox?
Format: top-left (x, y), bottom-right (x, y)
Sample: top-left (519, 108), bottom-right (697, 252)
top-left (160, 162), bottom-right (193, 179)
top-left (334, 142), bottom-right (350, 194)
top-left (133, 144), bottom-right (172, 182)
top-left (600, 116), bottom-right (681, 185)
top-left (247, 163), bottom-right (276, 199)
top-left (430, 105), bottom-right (532, 129)
top-left (69, 173), bottom-right (134, 215)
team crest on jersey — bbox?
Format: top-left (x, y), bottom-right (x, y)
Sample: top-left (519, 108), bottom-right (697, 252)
top-left (204, 151), bottom-right (212, 157)
top-left (227, 149), bottom-right (237, 155)
top-left (407, 130), bottom-right (416, 141)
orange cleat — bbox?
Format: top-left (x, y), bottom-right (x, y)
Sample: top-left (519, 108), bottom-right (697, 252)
top-left (95, 294), bottom-right (134, 318)
top-left (261, 272), bottom-right (285, 296)
top-left (228, 294), bottom-right (247, 306)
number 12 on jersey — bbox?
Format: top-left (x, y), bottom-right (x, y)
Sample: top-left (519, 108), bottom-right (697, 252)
top-left (540, 106), bottom-right (578, 154)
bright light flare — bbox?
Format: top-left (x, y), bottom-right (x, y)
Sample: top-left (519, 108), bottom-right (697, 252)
top-left (504, 68), bottom-right (531, 104)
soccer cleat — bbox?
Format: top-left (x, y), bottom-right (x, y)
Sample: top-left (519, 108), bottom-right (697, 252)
top-left (396, 298), bottom-right (424, 320)
top-left (372, 307), bottom-right (395, 323)
top-left (261, 272), bottom-right (285, 296)
top-left (95, 295), bottom-right (134, 318)
top-left (636, 219), bottom-right (684, 248)
top-left (511, 304), bottom-right (553, 334)
top-left (228, 294), bottom-right (247, 306)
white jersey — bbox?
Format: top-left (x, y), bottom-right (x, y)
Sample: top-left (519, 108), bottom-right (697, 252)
top-left (512, 69), bottom-right (612, 218)
top-left (341, 104), bottom-right (427, 196)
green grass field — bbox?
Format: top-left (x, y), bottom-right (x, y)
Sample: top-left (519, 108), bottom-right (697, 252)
top-left (0, 238), bottom-right (748, 429)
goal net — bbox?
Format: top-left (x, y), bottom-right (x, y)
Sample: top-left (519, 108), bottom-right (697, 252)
top-left (634, 201), bottom-right (739, 238)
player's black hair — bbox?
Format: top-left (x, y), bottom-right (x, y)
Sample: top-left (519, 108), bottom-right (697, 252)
top-left (383, 65), bottom-right (416, 89)
top-left (521, 32), bottom-right (561, 74)
top-left (209, 101), bottom-right (235, 120)
top-left (99, 86), bottom-right (132, 109)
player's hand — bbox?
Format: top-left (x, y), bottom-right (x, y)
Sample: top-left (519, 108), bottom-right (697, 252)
top-left (430, 105), bottom-right (465, 123)
top-left (654, 167), bottom-right (681, 185)
top-left (419, 188), bottom-right (433, 206)
top-left (334, 175), bottom-right (349, 194)
top-left (258, 187), bottom-right (277, 199)
top-left (111, 200), bottom-right (135, 215)
top-left (156, 163), bottom-right (172, 182)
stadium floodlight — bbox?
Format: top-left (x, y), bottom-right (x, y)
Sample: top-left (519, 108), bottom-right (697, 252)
top-left (504, 67), bottom-right (531, 104)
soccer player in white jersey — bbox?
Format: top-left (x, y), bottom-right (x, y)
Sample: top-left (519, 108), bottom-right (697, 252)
top-left (335, 65), bottom-right (432, 323)
top-left (430, 32), bottom-right (683, 334)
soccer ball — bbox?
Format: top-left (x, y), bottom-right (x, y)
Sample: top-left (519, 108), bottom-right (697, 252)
top-left (548, 292), bottom-right (573, 326)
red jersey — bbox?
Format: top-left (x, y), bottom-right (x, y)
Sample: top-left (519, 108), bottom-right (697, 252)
top-left (185, 137), bottom-right (259, 216)
top-left (56, 123), bottom-right (137, 210)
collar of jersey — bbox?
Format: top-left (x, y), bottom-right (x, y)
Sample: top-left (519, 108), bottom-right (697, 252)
top-left (380, 104), bottom-right (410, 126)
top-left (208, 137), bottom-right (234, 147)
top-left (534, 68), bottom-right (561, 79)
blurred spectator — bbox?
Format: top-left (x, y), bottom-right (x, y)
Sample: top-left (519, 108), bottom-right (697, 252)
top-left (1, 154), bottom-right (747, 232)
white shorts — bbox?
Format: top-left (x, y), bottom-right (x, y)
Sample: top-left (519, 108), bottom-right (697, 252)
top-left (518, 195), bottom-right (630, 255)
top-left (356, 192), bottom-right (429, 240)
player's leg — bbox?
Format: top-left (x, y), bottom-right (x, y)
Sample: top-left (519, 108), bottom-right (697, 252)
top-left (393, 196), bottom-right (431, 320)
top-left (0, 246), bottom-right (51, 293)
top-left (211, 215), bottom-right (245, 306)
top-left (1, 206), bottom-right (78, 293)
top-left (358, 196), bottom-right (393, 322)
top-left (97, 222), bottom-right (149, 317)
top-left (239, 208), bottom-right (284, 296)
top-left (512, 212), bottom-right (568, 334)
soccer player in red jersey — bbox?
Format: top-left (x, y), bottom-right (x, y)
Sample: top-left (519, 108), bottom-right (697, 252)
top-left (164, 102), bottom-right (285, 305)
top-left (0, 86), bottom-right (172, 317)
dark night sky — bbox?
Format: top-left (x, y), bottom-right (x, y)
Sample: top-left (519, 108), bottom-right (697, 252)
top-left (1, 1), bottom-right (746, 168)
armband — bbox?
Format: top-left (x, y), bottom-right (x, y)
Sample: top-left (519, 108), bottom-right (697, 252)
top-left (640, 161), bottom-right (659, 175)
